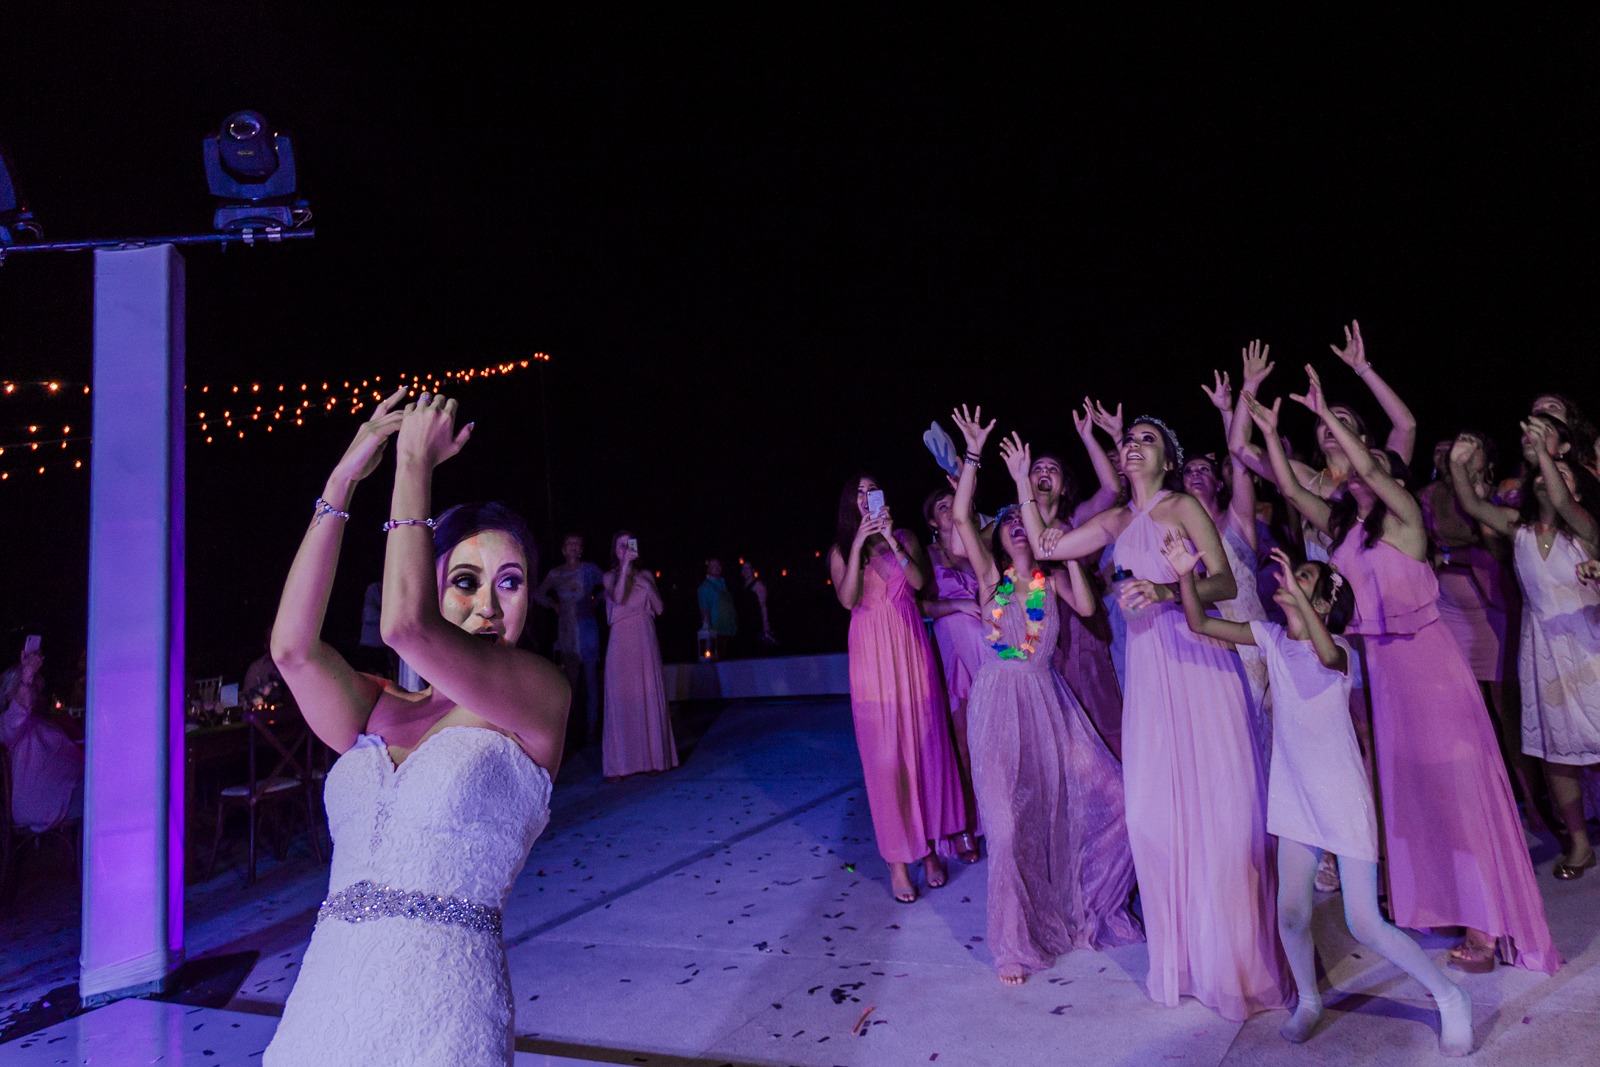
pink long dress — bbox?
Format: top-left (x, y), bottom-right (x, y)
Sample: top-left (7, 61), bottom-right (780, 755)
top-left (847, 532), bottom-right (965, 863)
top-left (601, 576), bottom-right (678, 779)
top-left (1331, 528), bottom-right (1559, 974)
top-left (1114, 492), bottom-right (1289, 1020)
top-left (968, 571), bottom-right (1141, 975)
top-left (1051, 519), bottom-right (1125, 760)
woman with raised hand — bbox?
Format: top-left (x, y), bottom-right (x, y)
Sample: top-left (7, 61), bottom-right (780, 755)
top-left (830, 474), bottom-right (965, 904)
top-left (921, 484), bottom-right (985, 864)
top-left (1245, 369), bottom-right (1558, 975)
top-left (601, 531), bottom-right (677, 780)
top-left (265, 389), bottom-right (570, 1065)
top-left (1449, 419), bottom-right (1600, 882)
top-left (949, 406), bottom-right (1139, 985)
top-left (1163, 538), bottom-right (1473, 1055)
top-left (1006, 416), bottom-right (1288, 1021)
top-left (1234, 320), bottom-right (1416, 561)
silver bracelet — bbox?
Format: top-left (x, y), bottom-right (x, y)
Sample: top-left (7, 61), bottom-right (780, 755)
top-left (314, 498), bottom-right (350, 522)
top-left (382, 517), bottom-right (436, 532)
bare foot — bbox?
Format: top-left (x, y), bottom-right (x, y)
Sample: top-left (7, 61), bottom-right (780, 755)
top-left (923, 853), bottom-right (947, 889)
top-left (889, 862), bottom-right (917, 904)
top-left (998, 965), bottom-right (1026, 986)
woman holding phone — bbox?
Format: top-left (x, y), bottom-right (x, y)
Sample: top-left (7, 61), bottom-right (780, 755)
top-left (830, 474), bottom-right (965, 904)
top-left (601, 531), bottom-right (677, 780)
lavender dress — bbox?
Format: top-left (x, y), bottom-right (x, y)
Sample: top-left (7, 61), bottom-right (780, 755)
top-left (1114, 492), bottom-right (1289, 1020)
top-left (966, 570), bottom-right (1141, 976)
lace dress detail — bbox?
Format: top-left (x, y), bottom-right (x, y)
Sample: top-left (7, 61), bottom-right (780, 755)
top-left (265, 727), bottom-right (552, 1065)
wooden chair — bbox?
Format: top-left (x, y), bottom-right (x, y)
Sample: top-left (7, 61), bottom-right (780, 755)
top-left (205, 709), bottom-right (324, 884)
top-left (0, 742), bottom-right (82, 904)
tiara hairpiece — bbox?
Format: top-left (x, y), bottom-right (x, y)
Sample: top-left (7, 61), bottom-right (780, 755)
top-left (1130, 415), bottom-right (1185, 469)
top-left (1328, 571), bottom-right (1346, 594)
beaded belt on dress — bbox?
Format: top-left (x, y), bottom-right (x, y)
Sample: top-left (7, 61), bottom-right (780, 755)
top-left (317, 879), bottom-right (502, 935)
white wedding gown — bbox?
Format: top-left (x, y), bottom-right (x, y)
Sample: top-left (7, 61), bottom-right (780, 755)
top-left (265, 726), bottom-right (552, 1065)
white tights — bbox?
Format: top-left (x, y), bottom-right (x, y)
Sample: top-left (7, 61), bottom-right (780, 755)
top-left (1277, 839), bottom-right (1472, 1055)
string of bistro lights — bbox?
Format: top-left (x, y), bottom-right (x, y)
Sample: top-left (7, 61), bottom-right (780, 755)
top-left (0, 354), bottom-right (550, 481)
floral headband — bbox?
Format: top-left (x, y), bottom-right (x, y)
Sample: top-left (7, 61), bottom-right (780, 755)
top-left (1129, 415), bottom-right (1185, 469)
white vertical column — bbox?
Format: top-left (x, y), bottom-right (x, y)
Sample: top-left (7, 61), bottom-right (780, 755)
top-left (81, 244), bottom-right (186, 1003)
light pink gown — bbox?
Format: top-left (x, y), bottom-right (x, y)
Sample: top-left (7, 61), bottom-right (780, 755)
top-left (1332, 529), bottom-right (1559, 974)
top-left (601, 576), bottom-right (678, 778)
top-left (847, 532), bottom-right (965, 863)
top-left (1114, 492), bottom-right (1289, 1020)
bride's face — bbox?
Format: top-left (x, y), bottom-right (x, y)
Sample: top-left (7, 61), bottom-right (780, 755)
top-left (437, 530), bottom-right (529, 646)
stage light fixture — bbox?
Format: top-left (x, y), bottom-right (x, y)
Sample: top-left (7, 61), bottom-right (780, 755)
top-left (203, 110), bottom-right (311, 232)
top-left (0, 142), bottom-right (42, 245)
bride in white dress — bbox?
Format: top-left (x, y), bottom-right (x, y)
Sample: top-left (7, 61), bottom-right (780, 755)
top-left (265, 389), bottom-right (570, 1065)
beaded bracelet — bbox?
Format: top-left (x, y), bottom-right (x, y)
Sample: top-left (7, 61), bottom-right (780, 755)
top-left (313, 498), bottom-right (351, 522)
top-left (382, 517), bottom-right (436, 532)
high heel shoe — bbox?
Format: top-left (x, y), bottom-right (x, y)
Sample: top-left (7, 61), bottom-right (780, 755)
top-left (1553, 849), bottom-right (1597, 880)
top-left (1446, 939), bottom-right (1497, 974)
top-left (954, 831), bottom-right (980, 865)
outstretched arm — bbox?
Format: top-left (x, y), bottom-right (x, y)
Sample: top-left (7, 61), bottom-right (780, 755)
top-left (1160, 531), bottom-right (1255, 646)
top-left (950, 405), bottom-right (1002, 591)
top-left (1241, 391), bottom-right (1333, 535)
top-left (379, 394), bottom-right (570, 772)
top-left (1071, 397), bottom-right (1122, 520)
top-left (272, 389), bottom-right (407, 752)
top-left (1446, 437), bottom-right (1518, 539)
top-left (1331, 319), bottom-right (1417, 465)
top-left (1055, 559), bottom-right (1097, 617)
top-left (1294, 365), bottom-right (1420, 528)
top-left (1527, 420), bottom-right (1600, 556)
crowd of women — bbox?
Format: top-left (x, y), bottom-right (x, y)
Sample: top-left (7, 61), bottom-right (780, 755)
top-left (828, 321), bottom-right (1598, 1055)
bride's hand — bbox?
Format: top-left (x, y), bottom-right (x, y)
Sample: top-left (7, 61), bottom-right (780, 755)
top-left (332, 387), bottom-right (408, 483)
top-left (396, 392), bottom-right (474, 469)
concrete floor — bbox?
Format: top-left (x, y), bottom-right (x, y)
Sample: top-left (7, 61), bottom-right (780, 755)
top-left (2, 696), bottom-right (1597, 1065)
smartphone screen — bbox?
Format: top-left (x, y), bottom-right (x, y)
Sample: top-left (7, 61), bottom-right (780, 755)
top-left (627, 538), bottom-right (638, 553)
top-left (24, 634), bottom-right (41, 654)
top-left (866, 489), bottom-right (886, 516)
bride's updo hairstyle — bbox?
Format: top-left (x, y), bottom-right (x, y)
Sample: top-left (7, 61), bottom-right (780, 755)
top-left (431, 502), bottom-right (538, 576)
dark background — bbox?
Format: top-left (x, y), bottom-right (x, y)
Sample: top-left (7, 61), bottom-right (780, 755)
top-left (0, 5), bottom-right (1594, 691)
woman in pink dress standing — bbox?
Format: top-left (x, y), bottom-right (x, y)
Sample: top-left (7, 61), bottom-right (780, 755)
top-left (830, 474), bottom-right (965, 904)
top-left (921, 486), bottom-right (985, 864)
top-left (601, 531), bottom-right (677, 780)
top-left (1248, 370), bottom-right (1559, 975)
top-left (1010, 419), bottom-right (1288, 1022)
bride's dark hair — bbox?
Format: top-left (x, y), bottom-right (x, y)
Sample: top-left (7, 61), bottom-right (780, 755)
top-left (431, 502), bottom-right (538, 576)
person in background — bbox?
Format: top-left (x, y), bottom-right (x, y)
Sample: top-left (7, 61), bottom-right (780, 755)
top-left (355, 579), bottom-right (395, 679)
top-left (1, 640), bottom-right (84, 833)
top-left (601, 531), bottom-right (677, 780)
top-left (697, 558), bottom-right (738, 658)
top-left (243, 626), bottom-right (289, 707)
top-left (535, 534), bottom-right (605, 746)
top-left (737, 560), bottom-right (777, 654)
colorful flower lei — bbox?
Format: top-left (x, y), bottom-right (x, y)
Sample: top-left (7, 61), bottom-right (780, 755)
top-left (988, 567), bottom-right (1048, 661)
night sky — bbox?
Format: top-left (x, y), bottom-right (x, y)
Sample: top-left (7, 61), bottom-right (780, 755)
top-left (1, 6), bottom-right (1594, 682)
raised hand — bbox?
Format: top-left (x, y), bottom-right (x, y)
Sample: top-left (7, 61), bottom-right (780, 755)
top-left (1243, 392), bottom-right (1282, 435)
top-left (1521, 418), bottom-right (1560, 460)
top-left (1201, 370), bottom-right (1233, 412)
top-left (1288, 364), bottom-right (1330, 417)
top-left (1449, 435), bottom-right (1482, 471)
top-left (1240, 339), bottom-right (1274, 395)
top-left (1071, 397), bottom-right (1097, 442)
top-left (396, 391), bottom-right (474, 469)
top-left (332, 386), bottom-right (408, 483)
top-left (1160, 529), bottom-right (1200, 576)
top-left (1089, 400), bottom-right (1124, 440)
top-left (951, 404), bottom-right (997, 454)
top-left (1578, 559), bottom-right (1600, 588)
top-left (998, 432), bottom-right (1032, 484)
top-left (1329, 319), bottom-right (1368, 373)
top-left (1269, 547), bottom-right (1303, 603)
